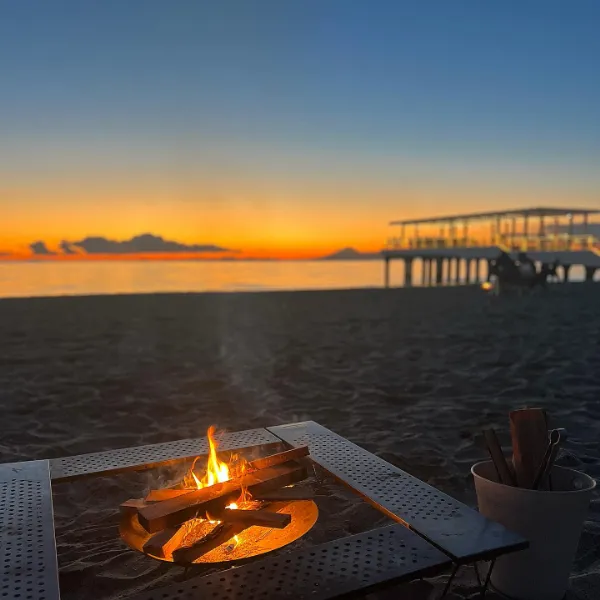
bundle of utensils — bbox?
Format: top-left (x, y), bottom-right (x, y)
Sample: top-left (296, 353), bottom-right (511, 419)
top-left (483, 407), bottom-right (566, 490)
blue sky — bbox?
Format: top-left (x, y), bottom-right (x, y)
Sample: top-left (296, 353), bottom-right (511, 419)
top-left (1, 1), bottom-right (599, 256)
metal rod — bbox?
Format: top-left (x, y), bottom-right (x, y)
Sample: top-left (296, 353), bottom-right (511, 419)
top-left (532, 429), bottom-right (566, 490)
top-left (480, 559), bottom-right (496, 599)
top-left (440, 563), bottom-right (460, 598)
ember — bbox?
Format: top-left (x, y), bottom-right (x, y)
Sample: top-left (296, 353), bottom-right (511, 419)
top-left (119, 425), bottom-right (318, 564)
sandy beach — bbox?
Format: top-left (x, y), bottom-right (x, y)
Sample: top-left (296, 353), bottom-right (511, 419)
top-left (1, 285), bottom-right (600, 599)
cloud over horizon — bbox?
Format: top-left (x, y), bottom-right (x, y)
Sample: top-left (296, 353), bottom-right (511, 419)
top-left (30, 241), bottom-right (56, 255)
top-left (28, 233), bottom-right (234, 256)
top-left (59, 240), bottom-right (78, 254)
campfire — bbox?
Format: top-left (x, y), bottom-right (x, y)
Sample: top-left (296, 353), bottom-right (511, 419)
top-left (119, 426), bottom-right (318, 564)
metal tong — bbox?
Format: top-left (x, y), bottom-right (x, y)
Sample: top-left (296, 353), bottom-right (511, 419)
top-left (532, 428), bottom-right (567, 490)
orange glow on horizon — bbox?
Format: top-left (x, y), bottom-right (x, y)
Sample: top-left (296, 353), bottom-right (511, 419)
top-left (0, 246), bottom-right (379, 261)
top-left (3, 172), bottom-right (598, 261)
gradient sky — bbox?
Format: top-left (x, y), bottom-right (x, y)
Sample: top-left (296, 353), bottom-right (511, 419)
top-left (2, 1), bottom-right (600, 258)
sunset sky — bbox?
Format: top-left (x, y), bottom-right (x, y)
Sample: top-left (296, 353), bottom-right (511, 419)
top-left (2, 1), bottom-right (599, 259)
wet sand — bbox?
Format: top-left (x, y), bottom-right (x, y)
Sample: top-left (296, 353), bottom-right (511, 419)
top-left (1, 285), bottom-right (599, 599)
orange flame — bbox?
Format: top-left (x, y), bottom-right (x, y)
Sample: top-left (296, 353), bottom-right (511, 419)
top-left (193, 425), bottom-right (230, 489)
top-left (182, 423), bottom-right (255, 555)
top-left (185, 426), bottom-right (231, 490)
top-left (185, 426), bottom-right (251, 501)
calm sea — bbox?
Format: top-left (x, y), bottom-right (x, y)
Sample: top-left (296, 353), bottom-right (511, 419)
top-left (0, 260), bottom-right (587, 299)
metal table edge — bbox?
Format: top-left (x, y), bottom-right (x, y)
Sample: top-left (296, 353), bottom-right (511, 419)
top-left (48, 427), bottom-right (282, 483)
top-left (0, 459), bottom-right (61, 600)
top-left (128, 523), bottom-right (452, 600)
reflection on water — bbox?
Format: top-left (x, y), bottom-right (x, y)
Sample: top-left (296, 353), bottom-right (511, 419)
top-left (0, 260), bottom-right (588, 299)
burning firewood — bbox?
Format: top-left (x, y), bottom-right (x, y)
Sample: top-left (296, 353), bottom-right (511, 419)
top-left (253, 487), bottom-right (316, 501)
top-left (138, 462), bottom-right (307, 532)
top-left (143, 447), bottom-right (310, 504)
top-left (248, 446), bottom-right (309, 470)
top-left (172, 522), bottom-right (243, 564)
top-left (168, 502), bottom-right (280, 564)
top-left (219, 508), bottom-right (291, 528)
top-left (120, 498), bottom-right (148, 517)
top-left (143, 524), bottom-right (189, 558)
top-left (145, 489), bottom-right (193, 502)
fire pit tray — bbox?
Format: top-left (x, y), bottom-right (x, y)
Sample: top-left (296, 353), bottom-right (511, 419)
top-left (120, 499), bottom-right (319, 564)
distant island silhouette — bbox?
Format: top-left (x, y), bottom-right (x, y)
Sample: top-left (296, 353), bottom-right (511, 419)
top-left (320, 247), bottom-right (381, 260)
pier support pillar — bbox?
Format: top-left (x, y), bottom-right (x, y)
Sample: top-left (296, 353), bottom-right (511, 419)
top-left (585, 266), bottom-right (596, 282)
top-left (422, 258), bottom-right (429, 286)
top-left (435, 258), bottom-right (443, 285)
top-left (465, 259), bottom-right (472, 284)
top-left (451, 257), bottom-right (459, 284)
top-left (384, 257), bottom-right (390, 288)
top-left (562, 264), bottom-right (572, 283)
top-left (405, 258), bottom-right (413, 287)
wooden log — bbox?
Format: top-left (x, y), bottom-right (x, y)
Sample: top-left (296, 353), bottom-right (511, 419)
top-left (510, 408), bottom-right (548, 488)
top-left (138, 462), bottom-right (307, 533)
top-left (483, 429), bottom-right (516, 486)
top-left (144, 447), bottom-right (308, 503)
top-left (172, 522), bottom-right (244, 564)
top-left (219, 508), bottom-right (291, 529)
top-left (143, 447), bottom-right (309, 503)
top-left (171, 503), bottom-right (282, 564)
top-left (120, 498), bottom-right (148, 517)
top-left (143, 524), bottom-right (188, 558)
top-left (253, 487), bottom-right (316, 501)
top-left (145, 489), bottom-right (194, 502)
top-left (248, 446), bottom-right (309, 471)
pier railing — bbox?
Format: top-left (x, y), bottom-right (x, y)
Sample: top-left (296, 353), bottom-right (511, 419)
top-left (385, 234), bottom-right (600, 252)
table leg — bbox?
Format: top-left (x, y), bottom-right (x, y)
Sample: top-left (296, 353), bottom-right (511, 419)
top-left (440, 563), bottom-right (460, 598)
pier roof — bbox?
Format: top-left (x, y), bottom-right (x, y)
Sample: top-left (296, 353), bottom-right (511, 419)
top-left (390, 207), bottom-right (600, 226)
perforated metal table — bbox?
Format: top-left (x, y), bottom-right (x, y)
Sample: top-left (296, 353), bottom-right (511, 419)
top-left (268, 421), bottom-right (527, 564)
top-left (1, 422), bottom-right (527, 600)
top-left (49, 427), bottom-right (281, 483)
top-left (0, 460), bottom-right (60, 600)
top-left (131, 524), bottom-right (450, 600)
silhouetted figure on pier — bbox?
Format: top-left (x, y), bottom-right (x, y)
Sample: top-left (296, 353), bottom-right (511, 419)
top-left (489, 251), bottom-right (519, 281)
top-left (516, 252), bottom-right (536, 281)
top-left (487, 252), bottom-right (556, 294)
top-left (540, 259), bottom-right (560, 283)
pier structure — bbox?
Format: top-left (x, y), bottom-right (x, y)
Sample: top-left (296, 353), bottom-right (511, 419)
top-left (382, 207), bottom-right (600, 287)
